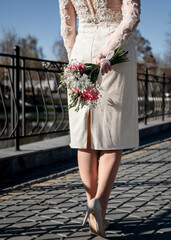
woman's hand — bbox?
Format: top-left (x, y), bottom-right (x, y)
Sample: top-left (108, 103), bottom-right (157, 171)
top-left (95, 52), bottom-right (112, 76)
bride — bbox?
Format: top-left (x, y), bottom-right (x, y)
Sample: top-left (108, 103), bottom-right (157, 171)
top-left (58, 0), bottom-right (141, 238)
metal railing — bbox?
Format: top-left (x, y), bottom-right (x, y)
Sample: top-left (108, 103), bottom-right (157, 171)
top-left (0, 46), bottom-right (171, 150)
top-left (137, 69), bottom-right (171, 124)
top-left (0, 46), bottom-right (69, 150)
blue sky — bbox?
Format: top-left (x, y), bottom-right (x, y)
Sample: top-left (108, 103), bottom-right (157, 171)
top-left (0, 0), bottom-right (170, 59)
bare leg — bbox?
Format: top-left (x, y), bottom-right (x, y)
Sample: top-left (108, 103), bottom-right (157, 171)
top-left (78, 110), bottom-right (98, 201)
top-left (95, 150), bottom-right (122, 222)
top-left (78, 149), bottom-right (98, 201)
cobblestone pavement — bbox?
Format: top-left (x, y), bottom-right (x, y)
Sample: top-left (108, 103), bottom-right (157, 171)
top-left (0, 138), bottom-right (171, 240)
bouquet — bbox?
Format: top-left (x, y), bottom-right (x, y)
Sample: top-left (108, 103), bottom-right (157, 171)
top-left (57, 46), bottom-right (129, 112)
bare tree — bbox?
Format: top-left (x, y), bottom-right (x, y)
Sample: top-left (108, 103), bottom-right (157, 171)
top-left (0, 29), bottom-right (44, 58)
top-left (164, 12), bottom-right (171, 66)
top-left (134, 29), bottom-right (156, 64)
top-left (52, 39), bottom-right (68, 62)
top-left (18, 35), bottom-right (44, 59)
top-left (0, 29), bottom-right (18, 53)
top-left (0, 29), bottom-right (44, 82)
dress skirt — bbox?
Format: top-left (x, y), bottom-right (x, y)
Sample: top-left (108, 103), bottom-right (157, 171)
top-left (68, 21), bottom-right (139, 150)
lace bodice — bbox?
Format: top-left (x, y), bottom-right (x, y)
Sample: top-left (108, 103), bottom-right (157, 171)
top-left (59, 0), bottom-right (141, 59)
top-left (70, 0), bottom-right (123, 24)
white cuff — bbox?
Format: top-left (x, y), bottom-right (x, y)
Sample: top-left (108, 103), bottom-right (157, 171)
top-left (100, 58), bottom-right (111, 68)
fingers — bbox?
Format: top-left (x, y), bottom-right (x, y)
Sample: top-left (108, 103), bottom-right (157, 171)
top-left (95, 54), bottom-right (112, 74)
top-left (95, 57), bottom-right (101, 65)
top-left (101, 63), bottom-right (111, 75)
top-left (95, 52), bottom-right (106, 65)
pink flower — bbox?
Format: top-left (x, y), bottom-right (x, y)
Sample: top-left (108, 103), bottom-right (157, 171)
top-left (81, 88), bottom-right (99, 101)
top-left (78, 64), bottom-right (86, 70)
top-left (69, 64), bottom-right (78, 70)
top-left (71, 88), bottom-right (79, 94)
top-left (69, 63), bottom-right (86, 71)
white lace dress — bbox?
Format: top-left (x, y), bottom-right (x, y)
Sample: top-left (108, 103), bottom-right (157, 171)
top-left (59, 0), bottom-right (141, 150)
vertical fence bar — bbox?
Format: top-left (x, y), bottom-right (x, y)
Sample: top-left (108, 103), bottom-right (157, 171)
top-left (162, 72), bottom-right (166, 121)
top-left (11, 57), bottom-right (15, 135)
top-left (22, 59), bottom-right (26, 135)
top-left (14, 46), bottom-right (20, 151)
top-left (144, 68), bottom-right (148, 125)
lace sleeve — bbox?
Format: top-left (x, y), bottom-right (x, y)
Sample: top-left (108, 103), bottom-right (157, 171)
top-left (59, 0), bottom-right (77, 60)
top-left (100, 0), bottom-right (141, 57)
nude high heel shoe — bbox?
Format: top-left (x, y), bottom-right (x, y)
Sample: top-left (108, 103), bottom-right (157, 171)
top-left (82, 198), bottom-right (106, 238)
top-left (104, 219), bottom-right (110, 230)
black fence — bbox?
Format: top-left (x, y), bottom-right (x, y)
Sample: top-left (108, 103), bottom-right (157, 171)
top-left (0, 46), bottom-right (171, 150)
top-left (137, 69), bottom-right (171, 124)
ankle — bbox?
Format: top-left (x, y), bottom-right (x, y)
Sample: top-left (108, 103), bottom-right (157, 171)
top-left (87, 194), bottom-right (96, 202)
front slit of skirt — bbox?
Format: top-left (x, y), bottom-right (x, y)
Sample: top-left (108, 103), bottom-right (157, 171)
top-left (87, 109), bottom-right (91, 149)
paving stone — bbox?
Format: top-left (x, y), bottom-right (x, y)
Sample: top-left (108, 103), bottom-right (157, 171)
top-left (105, 231), bottom-right (124, 239)
top-left (126, 200), bottom-right (146, 208)
top-left (43, 198), bottom-right (66, 205)
top-left (0, 223), bottom-right (11, 229)
top-left (0, 200), bottom-right (21, 206)
top-left (11, 220), bottom-right (38, 229)
top-left (0, 232), bottom-right (13, 239)
top-left (51, 222), bottom-right (83, 238)
top-left (35, 233), bottom-right (61, 240)
top-left (50, 228), bottom-right (74, 238)
top-left (7, 237), bottom-right (33, 240)
top-left (38, 210), bottom-right (57, 219)
top-left (130, 210), bottom-right (153, 219)
top-left (8, 211), bottom-right (35, 219)
top-left (66, 228), bottom-right (92, 239)
top-left (70, 205), bottom-right (85, 213)
top-left (118, 204), bottom-right (138, 212)
top-left (107, 211), bottom-right (129, 223)
top-left (10, 195), bottom-right (32, 200)
top-left (70, 216), bottom-right (84, 224)
top-left (3, 226), bottom-right (25, 234)
top-left (21, 227), bottom-right (47, 237)
top-left (144, 203), bottom-right (162, 210)
top-left (18, 200), bottom-right (41, 206)
top-left (37, 220), bottom-right (61, 231)
top-left (50, 216), bottom-right (69, 224)
top-left (26, 205), bottom-right (48, 212)
top-left (0, 204), bottom-right (7, 210)
top-left (116, 216), bottom-right (144, 231)
top-left (58, 211), bottom-right (81, 219)
top-left (2, 205), bottom-right (27, 212)
top-left (49, 196), bottom-right (70, 203)
top-left (0, 216), bottom-right (24, 225)
top-left (25, 190), bottom-right (45, 195)
top-left (26, 215), bottom-right (46, 222)
top-left (0, 211), bottom-right (12, 218)
top-left (57, 201), bottom-right (79, 209)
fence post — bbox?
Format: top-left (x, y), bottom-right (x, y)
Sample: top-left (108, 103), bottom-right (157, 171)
top-left (162, 72), bottom-right (166, 121)
top-left (14, 46), bottom-right (20, 151)
top-left (144, 68), bottom-right (148, 125)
